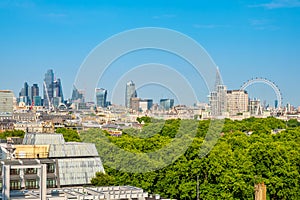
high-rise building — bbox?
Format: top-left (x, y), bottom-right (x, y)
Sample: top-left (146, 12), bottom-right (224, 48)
top-left (31, 84), bottom-right (39, 97)
top-left (209, 68), bottom-right (227, 117)
top-left (54, 78), bottom-right (64, 102)
top-left (95, 88), bottom-right (107, 108)
top-left (18, 82), bottom-right (31, 105)
top-left (0, 90), bottom-right (14, 115)
top-left (160, 99), bottom-right (174, 110)
top-left (71, 85), bottom-right (85, 103)
top-left (31, 83), bottom-right (39, 104)
top-left (125, 81), bottom-right (137, 108)
top-left (227, 90), bottom-right (249, 115)
top-left (43, 69), bottom-right (54, 108)
top-left (275, 100), bottom-right (278, 109)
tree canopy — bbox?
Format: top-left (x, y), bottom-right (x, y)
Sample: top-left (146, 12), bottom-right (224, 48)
top-left (81, 117), bottom-right (300, 200)
top-left (56, 127), bottom-right (81, 142)
top-left (0, 129), bottom-right (25, 139)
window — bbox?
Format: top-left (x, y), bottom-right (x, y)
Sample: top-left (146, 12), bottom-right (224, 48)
top-left (10, 180), bottom-right (21, 190)
top-left (47, 179), bottom-right (56, 188)
top-left (47, 164), bottom-right (55, 173)
top-left (25, 179), bottom-right (39, 189)
top-left (25, 168), bottom-right (37, 174)
top-left (10, 169), bottom-right (20, 175)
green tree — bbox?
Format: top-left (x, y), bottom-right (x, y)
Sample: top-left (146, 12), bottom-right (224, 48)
top-left (0, 130), bottom-right (25, 139)
top-left (91, 172), bottom-right (116, 186)
top-left (55, 128), bottom-right (81, 142)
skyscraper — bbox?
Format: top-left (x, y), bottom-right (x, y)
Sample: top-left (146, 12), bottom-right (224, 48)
top-left (71, 85), bottom-right (85, 103)
top-left (95, 88), bottom-right (107, 108)
top-left (54, 78), bottom-right (64, 102)
top-left (43, 69), bottom-right (54, 108)
top-left (19, 82), bottom-right (30, 105)
top-left (125, 80), bottom-right (137, 108)
top-left (209, 68), bottom-right (227, 117)
top-left (31, 84), bottom-right (39, 100)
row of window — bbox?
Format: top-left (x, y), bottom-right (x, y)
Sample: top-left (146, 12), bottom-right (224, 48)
top-left (1, 179), bottom-right (56, 190)
top-left (8, 164), bottom-right (55, 175)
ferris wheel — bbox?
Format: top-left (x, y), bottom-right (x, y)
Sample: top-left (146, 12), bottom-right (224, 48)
top-left (240, 77), bottom-right (283, 109)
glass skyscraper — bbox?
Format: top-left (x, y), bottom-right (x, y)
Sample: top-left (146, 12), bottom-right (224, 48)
top-left (43, 69), bottom-right (54, 108)
top-left (95, 88), bottom-right (107, 108)
top-left (160, 99), bottom-right (174, 110)
top-left (125, 80), bottom-right (137, 108)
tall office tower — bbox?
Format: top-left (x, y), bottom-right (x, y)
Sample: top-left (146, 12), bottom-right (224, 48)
top-left (31, 84), bottom-right (39, 101)
top-left (54, 78), bottom-right (64, 102)
top-left (95, 88), bottom-right (107, 108)
top-left (160, 99), bottom-right (174, 110)
top-left (227, 90), bottom-right (249, 116)
top-left (275, 100), bottom-right (278, 109)
top-left (209, 68), bottom-right (227, 117)
top-left (18, 82), bottom-right (31, 105)
top-left (23, 82), bottom-right (29, 97)
top-left (0, 90), bottom-right (14, 115)
top-left (125, 80), bottom-right (137, 108)
top-left (71, 85), bottom-right (85, 103)
top-left (43, 69), bottom-right (54, 108)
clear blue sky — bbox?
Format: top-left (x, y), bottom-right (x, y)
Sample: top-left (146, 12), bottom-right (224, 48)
top-left (0, 0), bottom-right (299, 107)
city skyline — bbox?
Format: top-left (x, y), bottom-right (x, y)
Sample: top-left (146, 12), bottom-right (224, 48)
top-left (0, 0), bottom-right (299, 106)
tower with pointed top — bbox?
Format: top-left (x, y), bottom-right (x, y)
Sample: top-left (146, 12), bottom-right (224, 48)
top-left (209, 68), bottom-right (227, 117)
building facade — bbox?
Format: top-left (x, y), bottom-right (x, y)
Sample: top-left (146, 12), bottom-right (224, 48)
top-left (227, 90), bottom-right (249, 116)
top-left (160, 99), bottom-right (174, 111)
top-left (43, 69), bottom-right (54, 108)
top-left (95, 88), bottom-right (107, 108)
top-left (209, 68), bottom-right (227, 117)
top-left (125, 81), bottom-right (137, 108)
top-left (0, 90), bottom-right (14, 116)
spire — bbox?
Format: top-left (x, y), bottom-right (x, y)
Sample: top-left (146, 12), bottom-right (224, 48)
top-left (214, 67), bottom-right (223, 90)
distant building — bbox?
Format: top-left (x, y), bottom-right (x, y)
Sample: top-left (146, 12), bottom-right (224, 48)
top-left (0, 90), bottom-right (14, 117)
top-left (43, 69), bottom-right (65, 109)
top-left (43, 69), bottom-right (54, 108)
top-left (95, 88), bottom-right (107, 108)
top-left (32, 96), bottom-right (42, 106)
top-left (160, 99), bottom-right (174, 110)
top-left (249, 99), bottom-right (263, 116)
top-left (53, 78), bottom-right (64, 106)
top-left (130, 97), bottom-right (141, 111)
top-left (71, 85), bottom-right (85, 103)
top-left (275, 100), bottom-right (278, 109)
top-left (31, 84), bottom-right (39, 102)
top-left (139, 99), bottom-right (153, 112)
top-left (209, 68), bottom-right (227, 117)
top-left (227, 90), bottom-right (249, 115)
top-left (18, 82), bottom-right (31, 105)
top-left (125, 81), bottom-right (137, 108)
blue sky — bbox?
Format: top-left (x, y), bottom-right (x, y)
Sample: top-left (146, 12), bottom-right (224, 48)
top-left (0, 0), bottom-right (299, 106)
